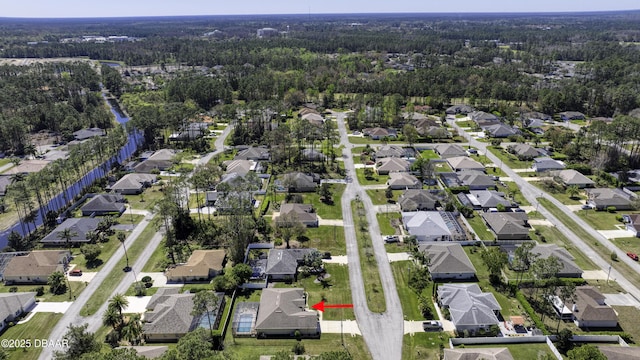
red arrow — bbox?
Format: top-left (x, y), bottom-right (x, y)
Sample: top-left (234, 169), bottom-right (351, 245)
top-left (311, 301), bottom-right (353, 312)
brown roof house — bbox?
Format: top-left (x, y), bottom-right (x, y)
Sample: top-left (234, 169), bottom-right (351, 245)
top-left (420, 243), bottom-right (476, 280)
top-left (165, 250), bottom-right (226, 283)
top-left (375, 157), bottom-right (410, 175)
top-left (444, 348), bottom-right (514, 360)
top-left (282, 172), bottom-right (319, 192)
top-left (3, 250), bottom-right (70, 284)
top-left (277, 203), bottom-right (319, 227)
top-left (254, 288), bottom-right (320, 338)
top-left (447, 156), bottom-right (485, 172)
top-left (482, 212), bottom-right (530, 240)
top-left (0, 292), bottom-right (37, 333)
top-left (566, 286), bottom-right (618, 328)
top-left (387, 172), bottom-right (421, 190)
top-left (551, 169), bottom-right (595, 188)
top-left (110, 173), bottom-right (157, 195)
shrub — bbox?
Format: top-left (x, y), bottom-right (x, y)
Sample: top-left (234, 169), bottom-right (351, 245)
top-left (134, 282), bottom-right (146, 296)
top-left (611, 252), bottom-right (618, 262)
top-left (9, 287), bottom-right (17, 293)
top-left (141, 276), bottom-right (153, 283)
top-left (607, 206), bottom-right (617, 213)
top-left (616, 215), bottom-right (624, 222)
top-left (34, 286), bottom-right (45, 296)
top-left (292, 342), bottom-right (305, 355)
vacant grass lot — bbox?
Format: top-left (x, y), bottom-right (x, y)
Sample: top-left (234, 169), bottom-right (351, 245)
top-left (496, 182), bottom-right (531, 206)
top-left (352, 200), bottom-right (386, 313)
top-left (355, 168), bottom-right (389, 185)
top-left (141, 239), bottom-right (168, 272)
top-left (0, 313), bottom-right (64, 360)
top-left (613, 306), bottom-right (640, 342)
top-left (433, 162), bottom-right (452, 173)
top-left (124, 184), bottom-right (165, 210)
top-left (366, 188), bottom-right (401, 205)
top-left (402, 332), bottom-right (448, 360)
top-left (390, 261), bottom-right (437, 321)
top-left (539, 198), bottom-right (640, 289)
top-left (420, 149), bottom-right (440, 160)
top-left (304, 225), bottom-right (347, 256)
top-left (486, 146), bottom-right (533, 169)
top-left (461, 343), bottom-right (554, 360)
top-left (80, 222), bottom-right (157, 316)
top-left (529, 181), bottom-right (585, 205)
top-left (305, 184), bottom-right (345, 219)
top-left (575, 209), bottom-right (635, 230)
top-left (376, 213), bottom-right (401, 235)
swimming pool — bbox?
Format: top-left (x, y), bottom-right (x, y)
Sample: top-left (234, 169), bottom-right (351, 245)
top-left (236, 313), bottom-right (254, 333)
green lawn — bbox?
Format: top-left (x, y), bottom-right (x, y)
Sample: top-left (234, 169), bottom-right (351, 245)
top-left (80, 222), bottom-right (157, 316)
top-left (575, 209), bottom-right (634, 230)
top-left (124, 184), bottom-right (165, 210)
top-left (433, 162), bottom-right (452, 173)
top-left (0, 313), bottom-right (64, 360)
top-left (466, 215), bottom-right (495, 241)
top-left (376, 213), bottom-right (402, 235)
top-left (420, 149), bottom-right (440, 160)
top-left (455, 120), bottom-right (475, 128)
top-left (291, 263), bottom-right (355, 321)
top-left (141, 239), bottom-right (169, 272)
top-left (303, 184), bottom-right (345, 219)
top-left (539, 198), bottom-right (640, 289)
top-left (486, 146), bottom-right (533, 169)
top-left (0, 281), bottom-right (86, 302)
top-left (385, 242), bottom-right (413, 253)
top-left (461, 343), bottom-right (554, 360)
top-left (402, 333), bottom-right (448, 360)
top-left (496, 182), bottom-right (530, 206)
top-left (529, 181), bottom-right (585, 205)
top-left (352, 201), bottom-right (386, 313)
top-left (348, 136), bottom-right (405, 145)
top-left (366, 189), bottom-right (401, 205)
top-left (355, 168), bottom-right (389, 185)
top-left (611, 237), bottom-right (640, 258)
top-left (124, 283), bottom-right (160, 297)
top-left (303, 225), bottom-right (347, 256)
top-left (613, 306), bottom-right (640, 342)
top-left (390, 261), bottom-right (436, 321)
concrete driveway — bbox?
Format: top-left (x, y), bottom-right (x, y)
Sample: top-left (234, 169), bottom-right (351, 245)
top-left (387, 252), bottom-right (411, 262)
top-left (582, 270), bottom-right (608, 280)
top-left (66, 270), bottom-right (98, 282)
top-left (318, 217), bottom-right (344, 226)
top-left (598, 229), bottom-right (633, 239)
top-left (123, 296), bottom-right (152, 314)
top-left (138, 272), bottom-right (183, 288)
top-left (31, 301), bottom-right (73, 314)
top-left (320, 320), bottom-right (362, 335)
top-left (323, 256), bottom-right (348, 265)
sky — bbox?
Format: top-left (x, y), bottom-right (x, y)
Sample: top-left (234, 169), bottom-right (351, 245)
top-left (1, 0), bottom-right (639, 18)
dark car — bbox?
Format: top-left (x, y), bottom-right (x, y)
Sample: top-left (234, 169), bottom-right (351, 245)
top-left (123, 266), bottom-right (132, 272)
top-left (423, 321), bottom-right (443, 331)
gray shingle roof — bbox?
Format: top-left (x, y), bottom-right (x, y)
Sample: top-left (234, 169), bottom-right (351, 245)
top-left (398, 190), bottom-right (439, 211)
top-left (551, 170), bottom-right (594, 186)
top-left (278, 203), bottom-right (318, 224)
top-left (111, 173), bottom-right (156, 192)
top-left (468, 190), bottom-right (511, 208)
top-left (444, 348), bottom-right (514, 360)
top-left (438, 283), bottom-right (501, 327)
top-left (41, 218), bottom-right (102, 244)
top-left (254, 288), bottom-right (318, 331)
top-left (420, 243), bottom-right (476, 276)
top-left (482, 212), bottom-right (529, 237)
top-left (143, 288), bottom-right (199, 335)
top-left (447, 156), bottom-right (484, 171)
top-left (0, 292), bottom-right (36, 322)
top-left (434, 144), bottom-right (466, 158)
top-left (265, 249), bottom-right (316, 276)
top-left (531, 244), bottom-right (583, 276)
top-left (81, 194), bottom-right (125, 214)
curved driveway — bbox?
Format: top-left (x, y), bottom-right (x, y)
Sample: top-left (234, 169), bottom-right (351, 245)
top-left (335, 112), bottom-right (403, 360)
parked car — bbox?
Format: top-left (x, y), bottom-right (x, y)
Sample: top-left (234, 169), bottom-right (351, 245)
top-left (384, 235), bottom-right (399, 243)
top-left (69, 269), bottom-right (83, 276)
top-left (423, 320), bottom-right (443, 331)
top-left (627, 252), bottom-right (639, 261)
top-left (581, 204), bottom-right (593, 210)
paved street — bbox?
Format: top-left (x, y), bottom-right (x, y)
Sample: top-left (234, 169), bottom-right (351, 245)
top-left (335, 111), bottom-right (403, 360)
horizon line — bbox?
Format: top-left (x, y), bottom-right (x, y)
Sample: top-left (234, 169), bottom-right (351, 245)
top-left (1, 9), bottom-right (640, 20)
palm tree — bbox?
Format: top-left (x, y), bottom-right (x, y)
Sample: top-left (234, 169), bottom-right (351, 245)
top-left (118, 232), bottom-right (129, 268)
top-left (121, 313), bottom-right (143, 345)
top-left (566, 185), bottom-right (580, 200)
top-left (57, 228), bottom-right (78, 252)
top-left (108, 293), bottom-right (129, 323)
top-left (102, 305), bottom-right (121, 330)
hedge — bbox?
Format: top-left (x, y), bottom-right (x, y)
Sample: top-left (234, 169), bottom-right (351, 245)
top-left (515, 291), bottom-right (549, 335)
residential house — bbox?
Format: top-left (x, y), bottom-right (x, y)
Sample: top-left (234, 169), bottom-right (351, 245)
top-left (235, 146), bottom-right (270, 161)
top-left (445, 104), bottom-right (474, 115)
top-left (222, 159), bottom-right (256, 177)
top-left (434, 144), bottom-right (467, 159)
top-left (169, 122), bottom-right (208, 141)
top-left (254, 288), bottom-right (320, 338)
top-left (110, 173), bottom-right (157, 195)
top-left (301, 113), bottom-right (324, 127)
top-left (398, 190), bottom-right (440, 212)
top-left (423, 126), bottom-right (452, 139)
top-left (484, 123), bottom-right (517, 138)
top-left (522, 111), bottom-right (553, 124)
top-left (134, 149), bottom-right (176, 173)
top-left (301, 149), bottom-right (327, 162)
top-left (481, 212), bottom-right (530, 240)
top-left (469, 111), bottom-right (500, 128)
top-left (586, 188), bottom-right (633, 210)
top-left (41, 218), bottom-right (102, 246)
top-left (456, 170), bottom-right (496, 190)
top-left (81, 194), bottom-right (126, 216)
top-left (402, 111), bottom-right (429, 121)
top-left (559, 111), bottom-right (586, 121)
top-left (419, 243), bottom-right (476, 280)
top-left (3, 250), bottom-right (70, 284)
top-left (531, 244), bottom-right (583, 278)
top-left (375, 157), bottom-right (410, 175)
top-left (73, 127), bottom-right (104, 141)
top-left (374, 145), bottom-right (405, 160)
top-left (598, 346), bottom-right (640, 360)
top-left (565, 286), bottom-right (618, 328)
top-left (438, 283), bottom-right (501, 334)
top-left (143, 288), bottom-right (225, 342)
top-left (508, 144), bottom-right (541, 160)
top-left (447, 156), bottom-right (485, 172)
top-left (362, 127), bottom-right (397, 140)
top-left (444, 348), bottom-right (514, 360)
top-left (625, 214), bottom-right (640, 237)
top-left (205, 191), bottom-right (219, 207)
top-left (264, 249), bottom-right (317, 281)
top-left (459, 190), bottom-right (512, 210)
top-left (0, 292), bottom-right (37, 333)
top-left (165, 250), bottom-right (227, 283)
top-left (532, 157), bottom-right (565, 173)
top-left (401, 211), bottom-right (465, 242)
top-left (282, 172), bottom-right (319, 192)
top-left (413, 118), bottom-right (439, 136)
top-left (550, 169), bottom-right (595, 188)
top-left (277, 203), bottom-right (319, 227)
top-left (387, 172), bottom-right (421, 190)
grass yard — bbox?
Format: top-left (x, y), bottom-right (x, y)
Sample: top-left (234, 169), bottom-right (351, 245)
top-left (496, 181), bottom-right (530, 206)
top-left (530, 225), bottom-right (598, 271)
top-left (529, 181), bottom-right (585, 205)
top-left (466, 215), bottom-right (495, 241)
top-left (390, 261), bottom-right (436, 321)
top-left (0, 313), bottom-right (64, 360)
top-left (611, 237), bottom-right (640, 258)
top-left (124, 184), bottom-right (165, 210)
top-left (385, 242), bottom-right (413, 253)
top-left (303, 225), bottom-right (347, 256)
top-left (420, 149), bottom-right (440, 160)
top-left (575, 209), bottom-right (633, 230)
top-left (355, 168), bottom-right (389, 186)
top-left (376, 213), bottom-right (401, 235)
top-left (348, 136), bottom-right (404, 145)
top-left (352, 200), bottom-right (386, 313)
top-left (433, 162), bottom-right (452, 173)
top-left (80, 222), bottom-right (157, 316)
top-left (402, 333), bottom-right (448, 360)
top-left (304, 184), bottom-right (345, 219)
top-left (461, 343), bottom-right (554, 360)
top-left (613, 306), bottom-right (640, 342)
top-left (539, 198), bottom-right (640, 289)
top-left (455, 120), bottom-right (476, 128)
top-left (366, 189), bottom-right (401, 205)
top-left (141, 239), bottom-right (169, 272)
top-left (124, 283), bottom-right (160, 297)
top-left (0, 281), bottom-right (86, 302)
top-left (295, 263), bottom-right (355, 321)
top-left (486, 146), bottom-right (533, 169)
